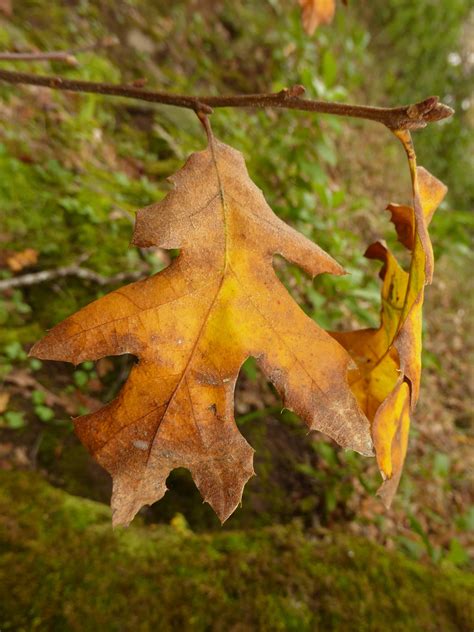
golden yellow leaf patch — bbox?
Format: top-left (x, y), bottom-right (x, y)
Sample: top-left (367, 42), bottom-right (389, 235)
top-left (332, 130), bottom-right (447, 506)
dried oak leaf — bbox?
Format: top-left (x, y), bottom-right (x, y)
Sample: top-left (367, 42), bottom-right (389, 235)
top-left (299, 0), bottom-right (336, 35)
top-left (332, 130), bottom-right (447, 506)
top-left (31, 139), bottom-right (372, 526)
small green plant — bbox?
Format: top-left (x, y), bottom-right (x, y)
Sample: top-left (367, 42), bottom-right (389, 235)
top-left (1, 410), bottom-right (26, 429)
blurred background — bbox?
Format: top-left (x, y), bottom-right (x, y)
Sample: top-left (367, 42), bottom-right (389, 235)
top-left (0, 1), bottom-right (472, 630)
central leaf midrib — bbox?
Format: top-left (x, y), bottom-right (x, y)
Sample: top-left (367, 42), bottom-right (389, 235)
top-left (141, 144), bottom-right (230, 475)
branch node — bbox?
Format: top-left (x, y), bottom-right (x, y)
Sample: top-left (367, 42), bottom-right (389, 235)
top-left (278, 84), bottom-right (306, 99)
top-left (287, 84), bottom-right (306, 98)
top-left (397, 96), bottom-right (454, 131)
top-left (193, 99), bottom-right (213, 115)
top-left (129, 78), bottom-right (148, 88)
top-left (407, 96), bottom-right (438, 119)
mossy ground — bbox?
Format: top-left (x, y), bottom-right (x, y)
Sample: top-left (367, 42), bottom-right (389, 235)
top-left (0, 470), bottom-right (472, 632)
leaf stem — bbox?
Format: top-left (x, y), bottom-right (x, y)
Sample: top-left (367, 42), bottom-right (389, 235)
top-left (0, 69), bottom-right (454, 130)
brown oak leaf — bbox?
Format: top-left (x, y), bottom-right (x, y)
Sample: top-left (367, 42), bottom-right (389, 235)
top-left (31, 138), bottom-right (372, 526)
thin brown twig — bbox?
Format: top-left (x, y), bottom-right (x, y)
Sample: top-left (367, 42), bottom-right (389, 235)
top-left (0, 264), bottom-right (144, 291)
top-left (0, 69), bottom-right (454, 130)
top-left (0, 37), bottom-right (118, 66)
top-left (66, 35), bottom-right (119, 55)
top-left (0, 52), bottom-right (78, 65)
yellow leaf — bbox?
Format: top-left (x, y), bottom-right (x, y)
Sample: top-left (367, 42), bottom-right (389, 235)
top-left (332, 130), bottom-right (447, 507)
top-left (373, 380), bottom-right (410, 495)
top-left (31, 137), bottom-right (371, 526)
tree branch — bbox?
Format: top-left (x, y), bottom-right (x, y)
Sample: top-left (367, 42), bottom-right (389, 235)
top-left (0, 52), bottom-right (78, 65)
top-left (0, 69), bottom-right (454, 130)
top-left (0, 38), bottom-right (118, 65)
top-left (0, 265), bottom-right (144, 291)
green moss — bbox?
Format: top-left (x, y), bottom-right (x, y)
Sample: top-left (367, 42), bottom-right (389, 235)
top-left (0, 471), bottom-right (472, 631)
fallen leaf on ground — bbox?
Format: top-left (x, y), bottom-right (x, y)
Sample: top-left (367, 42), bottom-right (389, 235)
top-left (31, 136), bottom-right (372, 526)
top-left (6, 248), bottom-right (38, 272)
top-left (5, 369), bottom-right (77, 415)
top-left (96, 358), bottom-right (115, 378)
